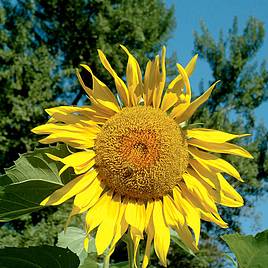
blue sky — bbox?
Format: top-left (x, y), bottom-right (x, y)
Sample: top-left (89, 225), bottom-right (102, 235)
top-left (166, 0), bottom-right (268, 128)
top-left (165, 0), bottom-right (268, 234)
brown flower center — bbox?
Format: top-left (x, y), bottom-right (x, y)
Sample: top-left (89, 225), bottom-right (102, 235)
top-left (95, 106), bottom-right (188, 200)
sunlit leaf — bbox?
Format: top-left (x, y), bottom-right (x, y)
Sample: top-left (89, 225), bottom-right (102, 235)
top-left (57, 227), bottom-right (96, 264)
top-left (222, 229), bottom-right (268, 268)
top-left (0, 145), bottom-right (73, 221)
top-left (79, 253), bottom-right (98, 268)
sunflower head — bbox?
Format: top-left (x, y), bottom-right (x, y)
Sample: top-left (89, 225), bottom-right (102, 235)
top-left (95, 106), bottom-right (188, 200)
top-left (32, 45), bottom-right (252, 267)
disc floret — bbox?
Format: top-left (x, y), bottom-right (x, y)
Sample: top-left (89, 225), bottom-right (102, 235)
top-left (95, 106), bottom-right (189, 200)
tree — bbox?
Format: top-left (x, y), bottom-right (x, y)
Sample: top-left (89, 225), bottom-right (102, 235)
top-left (34, 0), bottom-right (176, 104)
top-left (0, 0), bottom-right (62, 170)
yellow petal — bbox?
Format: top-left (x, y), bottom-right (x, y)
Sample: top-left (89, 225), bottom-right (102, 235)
top-left (142, 202), bottom-right (154, 268)
top-left (76, 71), bottom-right (116, 117)
top-left (175, 81), bottom-right (219, 123)
top-left (65, 178), bottom-right (102, 229)
top-left (39, 134), bottom-right (96, 149)
top-left (85, 190), bottom-right (113, 233)
top-left (161, 55), bottom-right (198, 112)
top-left (145, 200), bottom-right (154, 230)
top-left (125, 200), bottom-right (146, 236)
top-left (182, 172), bottom-right (228, 229)
top-left (46, 151), bottom-right (96, 175)
top-left (97, 49), bottom-right (130, 106)
top-left (46, 105), bottom-right (109, 124)
top-left (143, 60), bottom-right (153, 106)
top-left (212, 173), bottom-right (244, 207)
top-left (48, 112), bottom-right (90, 125)
top-left (32, 123), bottom-right (99, 149)
top-left (176, 63), bottom-right (191, 101)
top-left (41, 169), bottom-right (98, 206)
top-left (152, 47), bottom-right (166, 109)
top-left (160, 91), bottom-right (179, 112)
top-left (72, 178), bottom-right (104, 214)
top-left (189, 147), bottom-right (242, 181)
top-left (167, 55), bottom-right (198, 92)
top-left (173, 186), bottom-right (201, 246)
top-left (80, 64), bottom-right (120, 113)
top-left (188, 139), bottom-right (253, 158)
top-left (169, 102), bottom-right (189, 119)
top-left (200, 210), bottom-right (228, 228)
top-left (108, 202), bottom-right (128, 256)
top-left (184, 54), bottom-right (198, 77)
top-left (163, 195), bottom-right (185, 228)
top-left (142, 226), bottom-right (154, 268)
top-left (153, 200), bottom-right (170, 267)
top-left (183, 172), bottom-right (218, 213)
top-left (32, 123), bottom-right (100, 135)
top-left (120, 45), bottom-right (143, 106)
top-left (130, 226), bottom-right (142, 268)
top-left (187, 128), bottom-right (251, 143)
top-left (162, 195), bottom-right (197, 250)
top-left (84, 235), bottom-right (90, 252)
top-left (45, 105), bottom-right (93, 117)
top-left (189, 159), bottom-right (220, 189)
top-left (95, 194), bottom-right (121, 255)
top-left (188, 163), bottom-right (244, 207)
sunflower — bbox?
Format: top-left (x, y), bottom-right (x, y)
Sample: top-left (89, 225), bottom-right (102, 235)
top-left (32, 45), bottom-right (252, 267)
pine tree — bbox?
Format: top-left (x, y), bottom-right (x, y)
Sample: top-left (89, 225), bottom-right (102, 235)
top-left (34, 0), bottom-right (176, 104)
top-left (0, 0), bottom-right (62, 170)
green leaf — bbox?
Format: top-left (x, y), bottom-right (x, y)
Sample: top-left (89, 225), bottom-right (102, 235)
top-left (170, 229), bottom-right (195, 256)
top-left (5, 144), bottom-right (71, 185)
top-left (0, 180), bottom-right (61, 222)
top-left (79, 253), bottom-right (98, 268)
top-left (0, 145), bottom-right (73, 221)
top-left (0, 245), bottom-right (80, 267)
top-left (57, 227), bottom-right (96, 264)
top-left (222, 229), bottom-right (268, 268)
top-left (0, 174), bottom-right (13, 187)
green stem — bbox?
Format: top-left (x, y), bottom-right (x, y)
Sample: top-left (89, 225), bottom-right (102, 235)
top-left (123, 232), bottom-right (135, 268)
top-left (136, 245), bottom-right (141, 268)
top-left (103, 254), bottom-right (110, 268)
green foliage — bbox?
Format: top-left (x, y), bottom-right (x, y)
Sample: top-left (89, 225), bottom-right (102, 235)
top-left (0, 203), bottom-right (83, 248)
top-left (0, 1), bottom-right (62, 170)
top-left (79, 254), bottom-right (99, 268)
top-left (34, 0), bottom-right (176, 102)
top-left (194, 17), bottom-right (267, 115)
top-left (0, 245), bottom-right (80, 267)
top-left (222, 229), bottom-right (268, 268)
top-left (0, 145), bottom-right (72, 221)
top-left (57, 227), bottom-right (96, 264)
